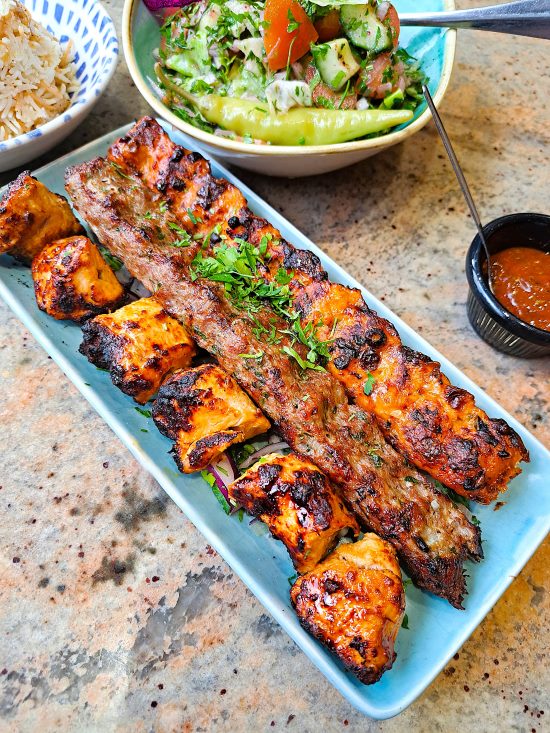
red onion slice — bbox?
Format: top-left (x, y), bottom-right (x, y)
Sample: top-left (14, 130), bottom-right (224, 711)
top-left (240, 441), bottom-right (290, 470)
top-left (143, 0), bottom-right (197, 10)
top-left (377, 2), bottom-right (390, 21)
top-left (207, 453), bottom-right (238, 499)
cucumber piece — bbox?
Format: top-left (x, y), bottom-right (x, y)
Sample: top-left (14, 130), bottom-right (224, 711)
top-left (198, 3), bottom-right (221, 32)
top-left (227, 58), bottom-right (266, 101)
top-left (311, 38), bottom-right (360, 91)
top-left (165, 53), bottom-right (198, 78)
top-left (166, 29), bottom-right (211, 79)
top-left (340, 3), bottom-right (392, 54)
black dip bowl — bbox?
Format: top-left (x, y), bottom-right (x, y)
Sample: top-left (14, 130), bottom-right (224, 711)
top-left (466, 212), bottom-right (550, 358)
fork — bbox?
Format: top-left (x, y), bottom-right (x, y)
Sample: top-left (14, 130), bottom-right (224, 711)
top-left (399, 0), bottom-right (550, 40)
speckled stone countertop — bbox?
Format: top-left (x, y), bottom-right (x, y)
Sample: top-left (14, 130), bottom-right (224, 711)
top-left (1, 1), bottom-right (549, 730)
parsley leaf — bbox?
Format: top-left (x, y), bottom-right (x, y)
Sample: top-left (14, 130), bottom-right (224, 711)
top-left (99, 246), bottom-right (123, 272)
top-left (239, 351), bottom-right (264, 360)
top-left (168, 221), bottom-right (192, 247)
top-left (109, 161), bottom-right (134, 181)
top-left (287, 8), bottom-right (301, 33)
top-left (135, 407), bottom-right (152, 418)
top-left (363, 372), bottom-right (376, 395)
top-left (282, 344), bottom-right (325, 372)
top-left (187, 208), bottom-right (203, 225)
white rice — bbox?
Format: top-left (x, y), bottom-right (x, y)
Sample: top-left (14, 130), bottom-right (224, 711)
top-left (0, 0), bottom-right (78, 141)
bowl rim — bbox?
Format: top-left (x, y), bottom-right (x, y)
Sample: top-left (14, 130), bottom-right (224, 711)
top-left (465, 212), bottom-right (550, 346)
top-left (122, 0), bottom-right (456, 157)
top-left (0, 0), bottom-right (119, 155)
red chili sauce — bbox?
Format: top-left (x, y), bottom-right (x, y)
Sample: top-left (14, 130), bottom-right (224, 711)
top-left (489, 247), bottom-right (550, 332)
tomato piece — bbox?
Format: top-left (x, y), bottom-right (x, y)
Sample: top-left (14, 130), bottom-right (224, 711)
top-left (264, 0), bottom-right (319, 72)
top-left (314, 9), bottom-right (341, 42)
top-left (384, 4), bottom-right (400, 48)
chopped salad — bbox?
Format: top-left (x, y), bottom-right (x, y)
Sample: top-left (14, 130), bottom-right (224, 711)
top-left (154, 0), bottom-right (427, 145)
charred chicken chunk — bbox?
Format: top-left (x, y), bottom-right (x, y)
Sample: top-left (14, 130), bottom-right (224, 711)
top-left (0, 172), bottom-right (83, 263)
top-left (229, 453), bottom-right (359, 573)
top-left (152, 363), bottom-right (270, 472)
top-left (32, 236), bottom-right (125, 322)
top-left (80, 296), bottom-right (196, 404)
top-left (291, 534), bottom-right (405, 684)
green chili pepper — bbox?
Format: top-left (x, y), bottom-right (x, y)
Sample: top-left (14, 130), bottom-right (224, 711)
top-left (156, 65), bottom-right (413, 147)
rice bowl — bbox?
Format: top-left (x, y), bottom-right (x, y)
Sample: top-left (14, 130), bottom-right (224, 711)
top-left (0, 0), bottom-right (78, 141)
top-left (0, 0), bottom-right (118, 173)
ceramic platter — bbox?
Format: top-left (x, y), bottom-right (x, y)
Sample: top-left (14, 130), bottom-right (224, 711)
top-left (1, 123), bottom-right (548, 719)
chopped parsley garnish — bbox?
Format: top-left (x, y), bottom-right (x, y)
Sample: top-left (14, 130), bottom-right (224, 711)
top-left (286, 8), bottom-right (301, 33)
top-left (401, 613), bottom-right (410, 630)
top-left (135, 407), bottom-right (152, 418)
top-left (275, 267), bottom-right (293, 285)
top-left (187, 208), bottom-right (203, 225)
top-left (367, 449), bottom-right (383, 468)
top-left (159, 200), bottom-right (169, 214)
top-left (282, 345), bottom-right (325, 372)
top-left (99, 246), bottom-right (123, 272)
top-left (109, 161), bottom-right (134, 181)
top-left (168, 221), bottom-right (192, 247)
top-left (239, 351), bottom-right (264, 360)
top-left (434, 480), bottom-right (472, 509)
top-left (363, 372), bottom-right (376, 395)
top-left (191, 237), bottom-right (332, 371)
top-left (287, 572), bottom-right (298, 587)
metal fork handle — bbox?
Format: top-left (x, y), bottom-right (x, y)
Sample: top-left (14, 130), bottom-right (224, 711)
top-left (399, 0), bottom-right (550, 40)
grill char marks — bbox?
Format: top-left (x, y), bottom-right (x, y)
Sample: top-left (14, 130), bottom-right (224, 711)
top-left (228, 453), bottom-right (359, 574)
top-left (108, 119), bottom-right (528, 504)
top-left (231, 215), bottom-right (528, 504)
top-left (66, 148), bottom-right (482, 608)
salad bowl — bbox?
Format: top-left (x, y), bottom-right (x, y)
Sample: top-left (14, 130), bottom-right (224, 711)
top-left (123, 0), bottom-right (456, 177)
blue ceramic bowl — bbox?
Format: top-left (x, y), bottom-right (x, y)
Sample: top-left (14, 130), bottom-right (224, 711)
top-left (0, 0), bottom-right (118, 173)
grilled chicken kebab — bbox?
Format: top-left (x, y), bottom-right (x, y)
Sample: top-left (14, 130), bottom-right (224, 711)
top-left (0, 172), bottom-right (83, 263)
top-left (32, 235), bottom-right (125, 322)
top-left (66, 142), bottom-right (482, 608)
top-left (229, 452), bottom-right (359, 574)
top-left (291, 534), bottom-right (406, 685)
top-left (104, 118), bottom-right (527, 504)
top-left (153, 363), bottom-right (270, 471)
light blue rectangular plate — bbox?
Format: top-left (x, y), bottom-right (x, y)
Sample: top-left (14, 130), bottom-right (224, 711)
top-left (1, 123), bottom-right (548, 719)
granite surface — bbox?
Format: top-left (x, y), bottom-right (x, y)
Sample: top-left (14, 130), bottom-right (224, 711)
top-left (0, 1), bottom-right (549, 730)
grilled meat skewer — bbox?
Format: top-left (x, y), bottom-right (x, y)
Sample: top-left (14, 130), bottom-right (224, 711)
top-left (105, 118), bottom-right (527, 503)
top-left (66, 155), bottom-right (481, 608)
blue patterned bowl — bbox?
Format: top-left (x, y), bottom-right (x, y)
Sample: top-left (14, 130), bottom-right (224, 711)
top-left (0, 0), bottom-right (118, 173)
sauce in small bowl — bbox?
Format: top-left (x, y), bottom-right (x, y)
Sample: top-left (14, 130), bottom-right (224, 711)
top-left (490, 246), bottom-right (550, 332)
top-left (466, 213), bottom-right (550, 358)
